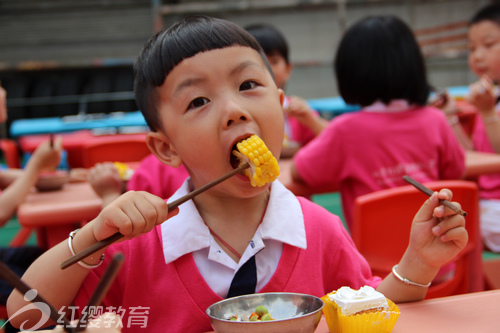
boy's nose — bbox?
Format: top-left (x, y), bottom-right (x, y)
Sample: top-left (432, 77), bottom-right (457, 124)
top-left (221, 98), bottom-right (251, 128)
top-left (226, 114), bottom-right (249, 127)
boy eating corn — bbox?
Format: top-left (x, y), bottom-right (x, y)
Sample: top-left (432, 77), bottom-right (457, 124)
top-left (7, 16), bottom-right (467, 332)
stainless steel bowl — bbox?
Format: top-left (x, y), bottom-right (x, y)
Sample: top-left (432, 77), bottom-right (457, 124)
top-left (206, 292), bottom-right (324, 333)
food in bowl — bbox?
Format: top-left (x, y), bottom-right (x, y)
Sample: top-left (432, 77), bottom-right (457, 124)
top-left (321, 286), bottom-right (400, 333)
top-left (206, 292), bottom-right (324, 333)
top-left (35, 170), bottom-right (70, 191)
top-left (228, 305), bottom-right (274, 322)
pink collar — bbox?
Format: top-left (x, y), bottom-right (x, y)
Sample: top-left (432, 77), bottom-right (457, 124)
top-left (363, 100), bottom-right (413, 113)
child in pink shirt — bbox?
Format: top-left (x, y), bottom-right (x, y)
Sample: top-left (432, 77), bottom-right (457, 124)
top-left (290, 15), bottom-right (465, 229)
top-left (7, 16), bottom-right (468, 332)
top-left (88, 155), bottom-right (188, 207)
top-left (245, 23), bottom-right (328, 158)
top-left (437, 3), bottom-right (500, 252)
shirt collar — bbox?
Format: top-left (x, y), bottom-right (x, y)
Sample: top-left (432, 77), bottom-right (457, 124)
top-left (161, 179), bottom-right (306, 264)
top-left (363, 99), bottom-right (412, 113)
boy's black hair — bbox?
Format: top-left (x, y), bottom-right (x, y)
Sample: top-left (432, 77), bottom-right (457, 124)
top-left (134, 16), bottom-right (270, 131)
top-left (334, 15), bottom-right (430, 107)
top-left (245, 23), bottom-right (290, 63)
top-left (470, 3), bottom-right (500, 26)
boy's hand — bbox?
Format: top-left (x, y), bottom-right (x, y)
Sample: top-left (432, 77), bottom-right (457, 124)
top-left (408, 189), bottom-right (468, 269)
top-left (92, 191), bottom-right (176, 242)
top-left (468, 75), bottom-right (497, 114)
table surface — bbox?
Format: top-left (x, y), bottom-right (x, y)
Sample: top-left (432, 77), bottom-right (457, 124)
top-left (17, 182), bottom-right (102, 227)
top-left (206, 289), bottom-right (500, 333)
top-left (314, 289), bottom-right (500, 333)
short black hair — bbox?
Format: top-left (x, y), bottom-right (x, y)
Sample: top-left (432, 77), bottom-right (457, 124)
top-left (334, 15), bottom-right (430, 107)
top-left (470, 3), bottom-right (500, 26)
top-left (245, 23), bottom-right (290, 63)
top-left (134, 16), bottom-right (269, 131)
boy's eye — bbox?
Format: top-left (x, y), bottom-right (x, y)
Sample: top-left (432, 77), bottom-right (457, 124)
top-left (188, 97), bottom-right (209, 109)
top-left (240, 81), bottom-right (258, 91)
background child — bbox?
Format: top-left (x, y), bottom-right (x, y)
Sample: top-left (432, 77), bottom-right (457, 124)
top-left (287, 15), bottom-right (466, 229)
top-left (245, 23), bottom-right (328, 157)
top-left (7, 16), bottom-right (467, 332)
top-left (437, 3), bottom-right (500, 252)
top-left (0, 83), bottom-right (62, 332)
top-left (88, 155), bottom-right (188, 208)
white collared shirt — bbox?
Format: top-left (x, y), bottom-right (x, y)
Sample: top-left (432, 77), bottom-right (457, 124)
top-left (161, 179), bottom-right (307, 298)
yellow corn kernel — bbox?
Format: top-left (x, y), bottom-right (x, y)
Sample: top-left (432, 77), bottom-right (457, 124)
top-left (232, 135), bottom-right (280, 187)
top-left (113, 162), bottom-right (132, 181)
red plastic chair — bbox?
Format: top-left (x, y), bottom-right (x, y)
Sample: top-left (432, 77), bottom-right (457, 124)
top-left (351, 180), bottom-right (483, 299)
top-left (0, 139), bottom-right (21, 169)
top-left (81, 135), bottom-right (150, 168)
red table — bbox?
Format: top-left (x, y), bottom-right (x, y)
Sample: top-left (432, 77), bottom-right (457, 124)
top-left (206, 289), bottom-right (500, 333)
top-left (18, 130), bottom-right (147, 168)
top-left (16, 182), bottom-right (103, 249)
top-left (315, 289), bottom-right (500, 333)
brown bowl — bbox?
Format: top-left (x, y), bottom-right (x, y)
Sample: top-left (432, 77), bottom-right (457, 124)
top-left (35, 170), bottom-right (70, 191)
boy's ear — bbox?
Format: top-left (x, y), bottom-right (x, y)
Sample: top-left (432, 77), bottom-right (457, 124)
top-left (146, 131), bottom-right (182, 167)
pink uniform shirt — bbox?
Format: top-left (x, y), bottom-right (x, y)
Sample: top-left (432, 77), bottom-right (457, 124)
top-left (126, 154), bottom-right (189, 199)
top-left (75, 197), bottom-right (380, 333)
top-left (472, 110), bottom-right (500, 200)
top-left (293, 105), bottom-right (465, 227)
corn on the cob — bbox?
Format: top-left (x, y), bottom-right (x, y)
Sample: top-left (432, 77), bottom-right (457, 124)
top-left (232, 135), bottom-right (280, 187)
top-left (113, 162), bottom-right (132, 181)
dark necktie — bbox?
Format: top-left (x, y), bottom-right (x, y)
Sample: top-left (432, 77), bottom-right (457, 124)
top-left (226, 255), bottom-right (257, 298)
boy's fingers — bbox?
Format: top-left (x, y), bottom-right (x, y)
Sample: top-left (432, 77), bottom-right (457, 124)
top-left (413, 192), bottom-right (439, 223)
top-left (432, 213), bottom-right (466, 236)
top-left (434, 200), bottom-right (463, 218)
top-left (140, 191), bottom-right (170, 223)
top-left (438, 225), bottom-right (468, 247)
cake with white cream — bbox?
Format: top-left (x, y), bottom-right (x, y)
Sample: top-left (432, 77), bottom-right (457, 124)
top-left (321, 286), bottom-right (400, 333)
top-left (329, 285), bottom-right (389, 316)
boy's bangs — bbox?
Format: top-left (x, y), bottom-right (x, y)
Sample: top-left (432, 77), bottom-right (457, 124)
top-left (134, 16), bottom-right (267, 131)
top-left (159, 17), bottom-right (261, 84)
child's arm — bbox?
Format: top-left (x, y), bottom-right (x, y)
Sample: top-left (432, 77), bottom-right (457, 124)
top-left (6, 190), bottom-right (177, 329)
top-left (0, 137), bottom-right (62, 226)
top-left (88, 162), bottom-right (124, 208)
top-left (376, 189), bottom-right (468, 302)
top-left (0, 168), bottom-right (23, 190)
top-left (468, 76), bottom-right (500, 154)
top-left (0, 84), bottom-right (6, 123)
top-left (431, 91), bottom-right (474, 151)
top-left (284, 95), bottom-right (329, 135)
